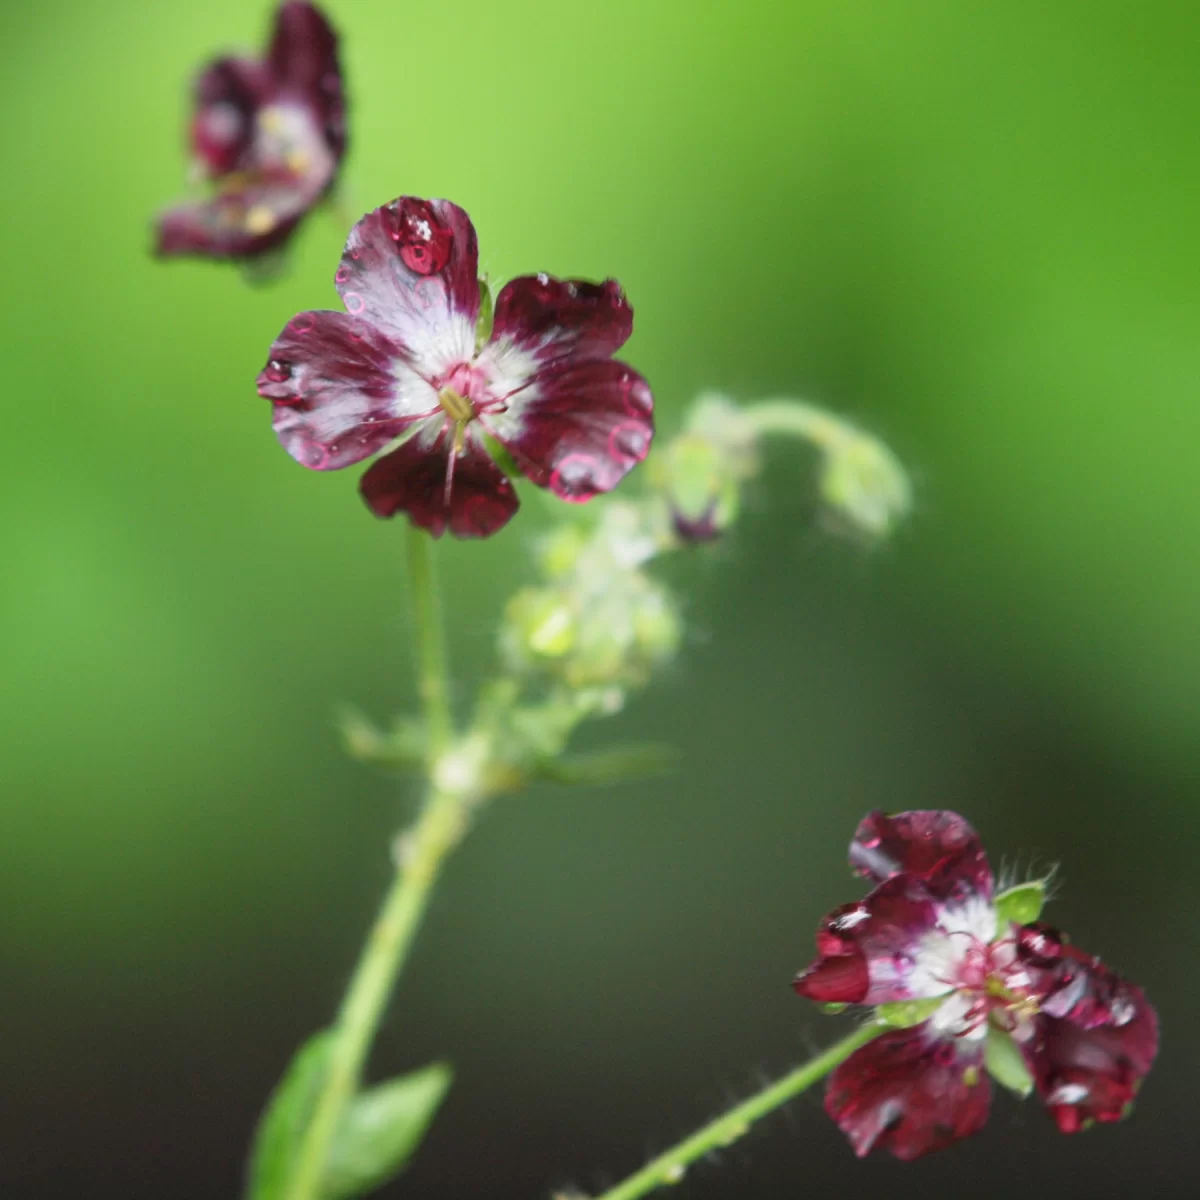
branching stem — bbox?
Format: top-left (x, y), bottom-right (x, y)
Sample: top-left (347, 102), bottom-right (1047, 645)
top-left (285, 528), bottom-right (462, 1200)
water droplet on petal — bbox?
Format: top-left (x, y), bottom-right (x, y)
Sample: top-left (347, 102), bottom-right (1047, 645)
top-left (549, 453), bottom-right (599, 501)
top-left (335, 265), bottom-right (351, 284)
top-left (608, 420), bottom-right (650, 462)
top-left (385, 197), bottom-right (452, 275)
top-left (289, 313), bottom-right (316, 335)
top-left (263, 359), bottom-right (292, 383)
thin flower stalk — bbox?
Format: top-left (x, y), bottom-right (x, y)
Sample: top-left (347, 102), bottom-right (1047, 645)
top-left (592, 1023), bottom-right (884, 1200)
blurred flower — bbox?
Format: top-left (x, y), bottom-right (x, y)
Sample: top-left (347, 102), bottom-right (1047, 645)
top-left (794, 810), bottom-right (1157, 1160)
top-left (257, 197), bottom-right (654, 537)
top-left (155, 2), bottom-right (345, 260)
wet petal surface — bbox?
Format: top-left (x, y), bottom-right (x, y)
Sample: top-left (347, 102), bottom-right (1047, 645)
top-left (484, 360), bottom-right (653, 502)
top-left (1024, 984), bottom-right (1158, 1132)
top-left (359, 424), bottom-right (518, 538)
top-left (826, 1024), bottom-right (991, 1159)
top-left (335, 198), bottom-right (479, 377)
top-left (257, 310), bottom-right (435, 470)
top-left (490, 275), bottom-right (633, 370)
top-left (850, 809), bottom-right (993, 903)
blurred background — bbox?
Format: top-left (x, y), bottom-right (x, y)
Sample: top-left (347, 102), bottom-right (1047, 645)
top-left (2, 0), bottom-right (1198, 1195)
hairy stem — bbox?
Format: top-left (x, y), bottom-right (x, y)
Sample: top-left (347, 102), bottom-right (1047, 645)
top-left (286, 529), bottom-right (461, 1200)
top-left (591, 1023), bottom-right (882, 1200)
top-left (743, 399), bottom-right (851, 452)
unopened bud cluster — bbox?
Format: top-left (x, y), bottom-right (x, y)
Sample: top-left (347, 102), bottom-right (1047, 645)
top-left (500, 502), bottom-right (682, 693)
top-left (349, 392), bottom-right (909, 807)
top-left (648, 392), bottom-right (911, 547)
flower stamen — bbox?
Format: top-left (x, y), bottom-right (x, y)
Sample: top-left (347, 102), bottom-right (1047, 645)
top-left (438, 387), bottom-right (474, 424)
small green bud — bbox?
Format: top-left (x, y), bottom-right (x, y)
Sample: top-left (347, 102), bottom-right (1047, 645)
top-left (819, 430), bottom-right (911, 541)
top-left (502, 588), bottom-right (577, 664)
top-left (660, 435), bottom-right (742, 542)
top-left (821, 1002), bottom-right (849, 1015)
top-left (985, 1026), bottom-right (1034, 1098)
top-left (685, 393), bottom-right (760, 477)
top-left (994, 879), bottom-right (1048, 935)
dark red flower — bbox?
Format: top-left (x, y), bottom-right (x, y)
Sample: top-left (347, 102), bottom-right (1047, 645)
top-left (794, 810), bottom-right (1157, 1159)
top-left (155, 3), bottom-right (345, 260)
top-left (256, 196), bottom-right (654, 538)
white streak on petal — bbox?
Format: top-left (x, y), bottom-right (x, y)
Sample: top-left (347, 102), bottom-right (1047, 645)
top-left (907, 896), bottom-right (996, 998)
top-left (474, 336), bottom-right (542, 441)
top-left (929, 993), bottom-right (986, 1041)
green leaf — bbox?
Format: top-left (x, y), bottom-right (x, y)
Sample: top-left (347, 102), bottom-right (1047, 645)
top-left (993, 880), bottom-right (1047, 935)
top-left (323, 1063), bottom-right (453, 1200)
top-left (245, 1030), bottom-right (333, 1200)
top-left (536, 743), bottom-right (680, 787)
top-left (985, 1026), bottom-right (1034, 1098)
top-left (335, 707), bottom-right (426, 770)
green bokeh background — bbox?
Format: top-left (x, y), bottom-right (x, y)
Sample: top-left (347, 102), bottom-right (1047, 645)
top-left (2, 1), bottom-right (1197, 1196)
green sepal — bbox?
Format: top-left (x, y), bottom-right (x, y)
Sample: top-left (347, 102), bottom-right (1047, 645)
top-left (245, 1030), bottom-right (333, 1200)
top-left (821, 1002), bottom-right (848, 1015)
top-left (474, 276), bottom-right (494, 352)
top-left (993, 880), bottom-right (1047, 936)
top-left (480, 430), bottom-right (522, 484)
top-left (875, 995), bottom-right (947, 1029)
top-left (984, 1026), bottom-right (1034, 1098)
top-left (323, 1063), bottom-right (453, 1200)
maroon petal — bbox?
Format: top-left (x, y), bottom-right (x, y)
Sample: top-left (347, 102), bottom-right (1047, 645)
top-left (491, 275), bottom-right (634, 370)
top-left (850, 810), bottom-right (993, 904)
top-left (360, 425), bottom-right (519, 538)
top-left (155, 192), bottom-right (303, 260)
top-left (257, 310), bottom-right (437, 470)
top-left (191, 57), bottom-right (269, 175)
top-left (1016, 927), bottom-right (1146, 1030)
top-left (1023, 987), bottom-right (1158, 1133)
top-left (335, 198), bottom-right (480, 374)
top-left (267, 2), bottom-right (345, 156)
top-left (826, 1025), bottom-right (991, 1159)
top-left (269, 2), bottom-right (338, 91)
top-left (794, 877), bottom-right (943, 1006)
top-left (483, 360), bottom-right (653, 502)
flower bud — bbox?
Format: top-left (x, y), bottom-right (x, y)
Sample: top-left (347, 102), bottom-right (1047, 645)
top-left (818, 429), bottom-right (911, 541)
top-left (648, 394), bottom-right (761, 545)
top-left (500, 587), bottom-right (577, 669)
top-left (654, 434), bottom-right (741, 543)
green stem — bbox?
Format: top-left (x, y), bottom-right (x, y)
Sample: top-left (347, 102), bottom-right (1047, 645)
top-left (742, 399), bottom-right (852, 452)
top-left (406, 525), bottom-right (453, 758)
top-left (592, 1023), bottom-right (883, 1200)
top-left (285, 529), bottom-right (461, 1200)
